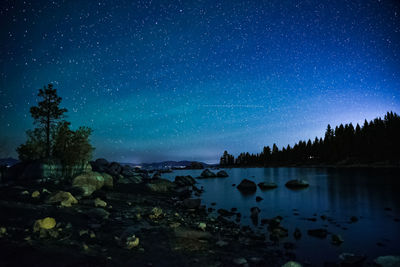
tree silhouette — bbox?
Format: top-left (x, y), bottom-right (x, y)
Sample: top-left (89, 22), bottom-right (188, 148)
top-left (29, 84), bottom-right (67, 158)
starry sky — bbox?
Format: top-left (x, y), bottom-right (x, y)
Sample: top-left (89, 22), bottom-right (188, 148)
top-left (0, 0), bottom-right (399, 163)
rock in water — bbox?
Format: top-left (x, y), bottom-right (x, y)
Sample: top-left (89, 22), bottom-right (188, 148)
top-left (374, 255), bottom-right (400, 267)
top-left (199, 169), bottom-right (216, 178)
top-left (307, 228), bottom-right (328, 238)
top-left (258, 182), bottom-right (278, 190)
top-left (72, 171), bottom-right (105, 196)
top-left (216, 170), bottom-right (229, 177)
top-left (48, 191), bottom-right (78, 207)
top-left (285, 179), bottom-right (309, 189)
top-left (237, 179), bottom-right (257, 193)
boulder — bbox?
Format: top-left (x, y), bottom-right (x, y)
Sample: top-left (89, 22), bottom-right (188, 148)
top-left (94, 198), bottom-right (107, 207)
top-left (72, 171), bottom-right (105, 196)
top-left (101, 172), bottom-right (113, 188)
top-left (285, 179), bottom-right (309, 189)
top-left (216, 170), bottom-right (229, 177)
top-left (48, 191), bottom-right (78, 207)
top-left (90, 158), bottom-right (109, 172)
top-left (33, 217), bottom-right (56, 232)
top-left (121, 165), bottom-right (135, 177)
top-left (307, 228), bottom-right (327, 238)
top-left (174, 175), bottom-right (196, 187)
top-left (258, 182), bottom-right (278, 190)
top-left (146, 178), bottom-right (175, 192)
top-left (183, 198), bottom-right (201, 209)
top-left (199, 169), bottom-right (216, 178)
top-left (374, 255), bottom-right (400, 267)
top-left (237, 179), bottom-right (257, 193)
top-left (107, 162), bottom-right (122, 176)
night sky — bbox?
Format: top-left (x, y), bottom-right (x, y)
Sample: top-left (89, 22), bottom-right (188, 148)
top-left (1, 0), bottom-right (399, 163)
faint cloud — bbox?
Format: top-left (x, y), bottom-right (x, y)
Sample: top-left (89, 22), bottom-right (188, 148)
top-left (200, 104), bottom-right (265, 108)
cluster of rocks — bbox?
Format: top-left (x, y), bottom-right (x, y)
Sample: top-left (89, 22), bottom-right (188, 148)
top-left (198, 169), bottom-right (229, 179)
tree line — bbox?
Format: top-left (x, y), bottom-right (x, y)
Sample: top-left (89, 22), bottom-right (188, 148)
top-left (220, 111), bottom-right (400, 166)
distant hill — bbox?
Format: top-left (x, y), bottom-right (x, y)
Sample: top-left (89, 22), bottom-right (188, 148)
top-left (0, 158), bottom-right (19, 167)
top-left (136, 161), bottom-right (212, 170)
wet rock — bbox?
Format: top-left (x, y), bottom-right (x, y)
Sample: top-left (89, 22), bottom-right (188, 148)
top-left (307, 228), bottom-right (327, 238)
top-left (331, 234), bottom-right (344, 245)
top-left (256, 196), bottom-right (263, 202)
top-left (183, 198), bottom-right (201, 209)
top-left (107, 162), bottom-right (123, 176)
top-left (282, 261), bottom-right (302, 267)
top-left (285, 179), bottom-right (309, 189)
top-left (258, 182), bottom-right (278, 190)
top-left (199, 169), bottom-right (216, 178)
top-left (91, 158), bottom-right (109, 172)
top-left (48, 191), bottom-right (78, 207)
top-left (339, 253), bottom-right (366, 266)
top-left (232, 257), bottom-right (247, 265)
top-left (31, 190), bottom-right (40, 198)
top-left (216, 170), bottom-right (229, 177)
top-left (198, 222), bottom-right (206, 231)
top-left (374, 255), bottom-right (400, 267)
top-left (174, 175), bottom-right (196, 187)
top-left (237, 179), bottom-right (257, 193)
top-left (126, 235), bottom-right (140, 249)
top-left (94, 197), bottom-right (107, 208)
top-left (72, 171), bottom-right (105, 196)
top-left (270, 226), bottom-right (289, 241)
top-left (149, 207), bottom-right (163, 220)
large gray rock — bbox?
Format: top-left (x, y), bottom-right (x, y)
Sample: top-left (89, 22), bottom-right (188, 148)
top-left (216, 170), bottom-right (229, 177)
top-left (72, 171), bottom-right (105, 196)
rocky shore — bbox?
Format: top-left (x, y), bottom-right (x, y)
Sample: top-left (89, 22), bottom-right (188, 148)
top-left (0, 160), bottom-right (296, 267)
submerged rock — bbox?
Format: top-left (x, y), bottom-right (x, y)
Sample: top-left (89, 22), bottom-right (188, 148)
top-left (258, 182), bottom-right (278, 190)
top-left (48, 191), bottom-right (78, 207)
top-left (285, 179), bottom-right (309, 189)
top-left (237, 179), bottom-right (257, 193)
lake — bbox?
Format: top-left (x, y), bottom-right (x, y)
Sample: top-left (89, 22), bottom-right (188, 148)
top-left (162, 167), bottom-right (400, 265)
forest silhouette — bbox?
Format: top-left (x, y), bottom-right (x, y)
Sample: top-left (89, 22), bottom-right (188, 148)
top-left (220, 111), bottom-right (400, 167)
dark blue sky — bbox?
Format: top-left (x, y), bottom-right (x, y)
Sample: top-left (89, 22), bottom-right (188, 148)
top-left (1, 0), bottom-right (399, 163)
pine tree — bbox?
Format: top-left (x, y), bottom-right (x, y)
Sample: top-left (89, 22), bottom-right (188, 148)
top-left (29, 84), bottom-right (67, 158)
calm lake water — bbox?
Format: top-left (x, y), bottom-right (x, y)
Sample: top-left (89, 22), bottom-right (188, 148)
top-left (162, 167), bottom-right (400, 265)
